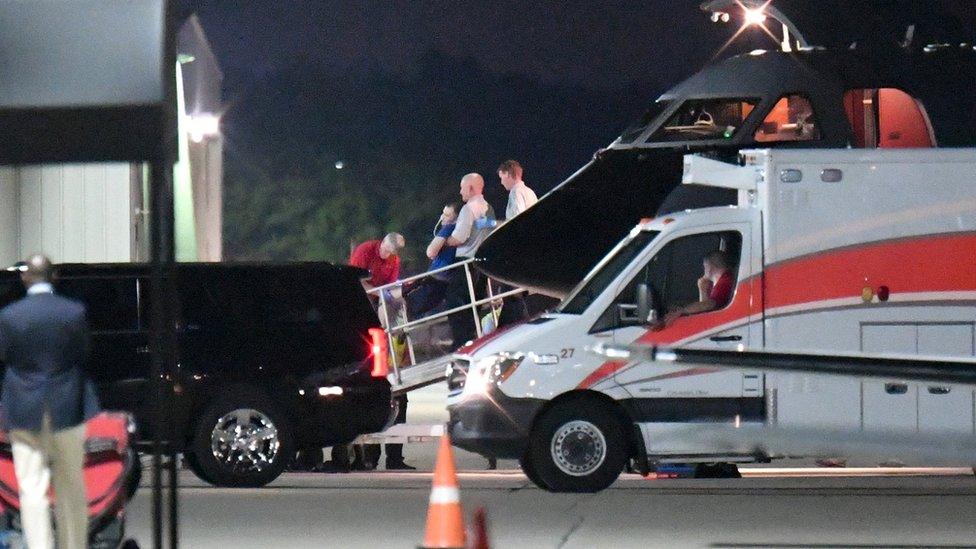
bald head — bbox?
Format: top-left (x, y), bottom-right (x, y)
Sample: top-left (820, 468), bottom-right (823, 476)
top-left (21, 254), bottom-right (53, 288)
top-left (459, 173), bottom-right (484, 202)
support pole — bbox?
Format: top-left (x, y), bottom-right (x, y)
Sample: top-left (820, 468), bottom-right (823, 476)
top-left (464, 263), bottom-right (482, 338)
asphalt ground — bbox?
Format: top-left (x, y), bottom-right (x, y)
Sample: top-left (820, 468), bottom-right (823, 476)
top-left (126, 469), bottom-right (976, 548)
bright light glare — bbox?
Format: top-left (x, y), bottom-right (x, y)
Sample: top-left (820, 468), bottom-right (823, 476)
top-left (188, 114), bottom-right (220, 143)
top-left (743, 8), bottom-right (767, 25)
top-left (318, 386), bottom-right (344, 396)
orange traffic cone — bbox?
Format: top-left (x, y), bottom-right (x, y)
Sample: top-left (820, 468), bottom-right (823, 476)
top-left (467, 507), bottom-right (490, 549)
top-left (420, 433), bottom-right (466, 549)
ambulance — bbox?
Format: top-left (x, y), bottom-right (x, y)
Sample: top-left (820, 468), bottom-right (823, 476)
top-left (446, 147), bottom-right (976, 492)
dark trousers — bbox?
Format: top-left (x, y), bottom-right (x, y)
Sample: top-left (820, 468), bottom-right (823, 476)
top-left (359, 394), bottom-right (408, 466)
top-left (495, 283), bottom-right (528, 328)
top-left (405, 278), bottom-right (449, 319)
top-left (446, 258), bottom-right (484, 349)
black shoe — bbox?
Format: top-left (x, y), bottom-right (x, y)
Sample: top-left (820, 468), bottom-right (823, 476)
top-left (314, 460), bottom-right (350, 473)
top-left (350, 460), bottom-right (377, 471)
top-left (386, 461), bottom-right (416, 471)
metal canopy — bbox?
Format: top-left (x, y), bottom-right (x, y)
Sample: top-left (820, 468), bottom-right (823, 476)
top-left (0, 0), bottom-right (174, 164)
top-left (0, 2), bottom-right (179, 547)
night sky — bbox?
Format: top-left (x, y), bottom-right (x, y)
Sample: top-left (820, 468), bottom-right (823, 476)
top-left (193, 1), bottom-right (742, 93)
top-left (184, 1), bottom-right (974, 265)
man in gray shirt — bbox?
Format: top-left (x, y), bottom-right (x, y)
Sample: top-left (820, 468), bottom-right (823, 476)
top-left (444, 173), bottom-right (495, 348)
top-left (446, 173), bottom-right (492, 257)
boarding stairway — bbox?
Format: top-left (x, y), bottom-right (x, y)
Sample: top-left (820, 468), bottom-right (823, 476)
top-left (365, 258), bottom-right (527, 394)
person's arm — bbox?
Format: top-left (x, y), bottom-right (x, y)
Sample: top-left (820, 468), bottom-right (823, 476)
top-left (446, 207), bottom-right (472, 247)
top-left (427, 236), bottom-right (446, 259)
top-left (664, 298), bottom-right (718, 325)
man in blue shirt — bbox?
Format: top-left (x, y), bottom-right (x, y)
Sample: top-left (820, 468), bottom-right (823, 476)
top-left (406, 203), bottom-right (459, 319)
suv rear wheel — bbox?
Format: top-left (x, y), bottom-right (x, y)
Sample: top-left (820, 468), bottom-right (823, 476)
top-left (528, 399), bottom-right (628, 493)
top-left (189, 387), bottom-right (295, 487)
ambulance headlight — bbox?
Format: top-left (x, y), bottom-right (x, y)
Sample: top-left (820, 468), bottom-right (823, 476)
top-left (463, 353), bottom-right (525, 395)
top-left (485, 353), bottom-right (525, 383)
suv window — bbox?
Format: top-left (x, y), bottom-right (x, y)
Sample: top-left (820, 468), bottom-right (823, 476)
top-left (267, 275), bottom-right (324, 325)
top-left (179, 269), bottom-right (268, 327)
top-left (592, 231), bottom-right (742, 332)
top-left (0, 279), bottom-right (25, 308)
top-left (57, 278), bottom-right (139, 332)
top-left (754, 95), bottom-right (821, 143)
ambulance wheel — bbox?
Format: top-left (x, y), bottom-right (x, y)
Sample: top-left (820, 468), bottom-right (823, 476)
top-left (519, 453), bottom-right (549, 490)
top-left (191, 386), bottom-right (295, 488)
top-left (528, 400), bottom-right (628, 493)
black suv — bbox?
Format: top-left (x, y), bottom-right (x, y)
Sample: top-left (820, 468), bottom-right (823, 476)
top-left (0, 262), bottom-right (392, 487)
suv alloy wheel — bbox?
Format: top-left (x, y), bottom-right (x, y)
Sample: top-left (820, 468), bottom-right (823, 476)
top-left (189, 387), bottom-right (295, 487)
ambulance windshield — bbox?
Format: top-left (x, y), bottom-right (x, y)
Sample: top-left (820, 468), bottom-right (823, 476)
top-left (560, 230), bottom-right (659, 314)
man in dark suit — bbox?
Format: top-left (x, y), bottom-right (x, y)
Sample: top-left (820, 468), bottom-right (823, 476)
top-left (0, 255), bottom-right (99, 549)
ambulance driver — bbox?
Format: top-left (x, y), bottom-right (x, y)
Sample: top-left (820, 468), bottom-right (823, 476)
top-left (664, 250), bottom-right (733, 324)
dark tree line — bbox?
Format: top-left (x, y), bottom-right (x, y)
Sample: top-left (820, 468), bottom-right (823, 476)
top-left (222, 50), bottom-right (662, 275)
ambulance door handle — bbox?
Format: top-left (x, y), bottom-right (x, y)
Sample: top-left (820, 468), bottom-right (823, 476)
top-left (884, 383), bottom-right (908, 395)
top-left (927, 386), bottom-right (951, 395)
top-left (709, 335), bottom-right (742, 342)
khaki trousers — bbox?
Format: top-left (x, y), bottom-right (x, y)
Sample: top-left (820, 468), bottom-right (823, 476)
top-left (10, 416), bottom-right (87, 549)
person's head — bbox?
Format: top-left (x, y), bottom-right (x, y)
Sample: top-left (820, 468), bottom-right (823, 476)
top-left (19, 254), bottom-right (53, 289)
top-left (459, 173), bottom-right (484, 202)
top-left (379, 233), bottom-right (405, 259)
top-left (497, 160), bottom-right (523, 190)
top-left (441, 203), bottom-right (459, 224)
top-left (703, 250), bottom-right (729, 279)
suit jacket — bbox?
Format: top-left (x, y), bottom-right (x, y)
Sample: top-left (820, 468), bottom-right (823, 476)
top-left (0, 291), bottom-right (100, 431)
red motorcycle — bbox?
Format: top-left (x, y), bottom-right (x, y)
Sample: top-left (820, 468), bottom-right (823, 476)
top-left (0, 413), bottom-right (140, 548)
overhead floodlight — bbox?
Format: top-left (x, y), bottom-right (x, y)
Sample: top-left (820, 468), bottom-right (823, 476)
top-left (743, 7), bottom-right (767, 25)
top-left (187, 114), bottom-right (220, 143)
top-left (710, 11), bottom-right (730, 23)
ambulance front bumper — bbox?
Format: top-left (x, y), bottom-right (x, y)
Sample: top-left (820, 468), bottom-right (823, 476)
top-left (447, 390), bottom-right (544, 459)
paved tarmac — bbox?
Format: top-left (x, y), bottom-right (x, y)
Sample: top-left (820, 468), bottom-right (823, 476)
top-left (126, 469), bottom-right (976, 548)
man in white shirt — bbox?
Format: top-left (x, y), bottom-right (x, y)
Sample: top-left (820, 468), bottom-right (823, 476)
top-left (444, 173), bottom-right (495, 348)
top-left (495, 160), bottom-right (537, 331)
top-left (498, 160), bottom-right (537, 220)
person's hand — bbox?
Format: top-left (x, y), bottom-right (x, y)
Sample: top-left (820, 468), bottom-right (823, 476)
top-left (664, 309), bottom-right (683, 325)
top-left (697, 276), bottom-right (713, 295)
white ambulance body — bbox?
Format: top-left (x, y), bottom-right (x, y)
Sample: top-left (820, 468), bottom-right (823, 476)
top-left (446, 148), bottom-right (976, 492)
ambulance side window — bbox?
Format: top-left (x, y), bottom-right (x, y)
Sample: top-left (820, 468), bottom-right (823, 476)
top-left (592, 231), bottom-right (740, 332)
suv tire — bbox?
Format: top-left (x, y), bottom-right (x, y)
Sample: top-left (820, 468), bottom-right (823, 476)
top-left (528, 399), bottom-right (627, 493)
top-left (190, 387), bottom-right (295, 487)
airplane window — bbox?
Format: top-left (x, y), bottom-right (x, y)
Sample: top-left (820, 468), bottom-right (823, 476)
top-left (617, 100), bottom-right (671, 144)
top-left (754, 95), bottom-right (821, 143)
top-left (648, 98), bottom-right (758, 142)
top-left (844, 88), bottom-right (935, 148)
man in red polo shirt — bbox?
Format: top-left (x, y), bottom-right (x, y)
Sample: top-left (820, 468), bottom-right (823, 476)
top-left (665, 250), bottom-right (734, 324)
top-left (349, 233), bottom-right (405, 290)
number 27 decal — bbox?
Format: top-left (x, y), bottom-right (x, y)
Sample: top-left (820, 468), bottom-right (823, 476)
top-left (560, 348), bottom-right (575, 358)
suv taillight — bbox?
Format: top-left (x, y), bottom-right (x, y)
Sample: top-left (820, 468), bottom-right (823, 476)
top-left (368, 328), bottom-right (389, 378)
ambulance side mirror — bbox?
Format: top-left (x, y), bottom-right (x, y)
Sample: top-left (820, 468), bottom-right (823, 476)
top-left (618, 284), bottom-right (655, 326)
top-left (636, 283), bottom-right (655, 324)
